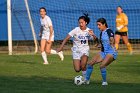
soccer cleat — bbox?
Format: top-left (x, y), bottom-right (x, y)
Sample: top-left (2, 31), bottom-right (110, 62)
top-left (58, 51), bottom-right (64, 61)
top-left (83, 80), bottom-right (90, 85)
top-left (102, 82), bottom-right (108, 86)
top-left (43, 62), bottom-right (49, 65)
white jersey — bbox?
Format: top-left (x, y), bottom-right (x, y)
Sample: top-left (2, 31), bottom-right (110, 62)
top-left (40, 15), bottom-right (54, 41)
top-left (69, 27), bottom-right (91, 47)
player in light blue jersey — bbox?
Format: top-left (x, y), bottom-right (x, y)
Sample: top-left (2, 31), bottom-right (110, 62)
top-left (84, 18), bottom-right (117, 85)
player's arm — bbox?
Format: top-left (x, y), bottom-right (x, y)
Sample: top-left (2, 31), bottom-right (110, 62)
top-left (57, 35), bottom-right (71, 52)
top-left (88, 30), bottom-right (99, 47)
top-left (49, 26), bottom-right (53, 41)
top-left (123, 14), bottom-right (128, 27)
top-left (110, 37), bottom-right (115, 47)
top-left (116, 14), bottom-right (128, 30)
top-left (107, 29), bottom-right (115, 47)
top-left (39, 26), bottom-right (43, 37)
top-left (47, 16), bottom-right (53, 42)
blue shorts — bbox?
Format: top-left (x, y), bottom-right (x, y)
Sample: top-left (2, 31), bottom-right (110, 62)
top-left (100, 51), bottom-right (118, 60)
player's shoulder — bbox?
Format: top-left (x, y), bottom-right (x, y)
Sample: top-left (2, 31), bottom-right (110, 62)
top-left (106, 28), bottom-right (114, 37)
top-left (73, 27), bottom-right (80, 31)
top-left (121, 13), bottom-right (127, 17)
top-left (122, 13), bottom-right (127, 16)
top-left (86, 27), bottom-right (90, 31)
top-left (45, 15), bottom-right (51, 20)
top-left (106, 28), bottom-right (113, 32)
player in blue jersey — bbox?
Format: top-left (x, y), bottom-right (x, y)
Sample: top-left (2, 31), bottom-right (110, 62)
top-left (84, 18), bottom-right (117, 85)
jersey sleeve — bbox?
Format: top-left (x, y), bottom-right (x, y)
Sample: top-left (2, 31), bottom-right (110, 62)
top-left (106, 29), bottom-right (114, 38)
top-left (68, 28), bottom-right (77, 37)
top-left (47, 16), bottom-right (53, 27)
top-left (123, 13), bottom-right (128, 26)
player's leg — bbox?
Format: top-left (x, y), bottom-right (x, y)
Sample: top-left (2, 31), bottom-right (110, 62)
top-left (41, 39), bottom-right (48, 64)
top-left (122, 34), bottom-right (133, 54)
top-left (46, 41), bottom-right (64, 61)
top-left (85, 53), bottom-right (103, 82)
top-left (100, 54), bottom-right (114, 85)
top-left (73, 59), bottom-right (81, 72)
top-left (80, 55), bottom-right (88, 79)
top-left (45, 41), bottom-right (53, 54)
top-left (115, 33), bottom-right (121, 50)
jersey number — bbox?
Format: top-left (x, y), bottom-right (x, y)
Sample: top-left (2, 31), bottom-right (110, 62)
top-left (81, 40), bottom-right (86, 44)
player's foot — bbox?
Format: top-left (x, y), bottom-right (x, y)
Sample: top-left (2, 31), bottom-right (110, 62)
top-left (83, 80), bottom-right (90, 85)
top-left (58, 51), bottom-right (64, 61)
top-left (102, 81), bottom-right (108, 86)
top-left (129, 50), bottom-right (133, 55)
top-left (43, 62), bottom-right (49, 65)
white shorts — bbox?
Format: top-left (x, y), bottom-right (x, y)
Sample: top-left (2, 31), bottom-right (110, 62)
top-left (41, 31), bottom-right (54, 41)
top-left (71, 46), bottom-right (89, 60)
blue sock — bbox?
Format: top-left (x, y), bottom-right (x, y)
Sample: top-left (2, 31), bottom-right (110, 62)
top-left (100, 68), bottom-right (107, 82)
top-left (86, 64), bottom-right (93, 80)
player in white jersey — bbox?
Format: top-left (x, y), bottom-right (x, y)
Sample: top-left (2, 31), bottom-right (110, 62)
top-left (39, 7), bottom-right (64, 65)
top-left (57, 14), bottom-right (97, 78)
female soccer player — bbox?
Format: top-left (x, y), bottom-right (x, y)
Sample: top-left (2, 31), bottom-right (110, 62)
top-left (85, 18), bottom-right (117, 85)
top-left (115, 6), bottom-right (133, 54)
top-left (39, 7), bottom-right (64, 64)
top-left (57, 14), bottom-right (97, 78)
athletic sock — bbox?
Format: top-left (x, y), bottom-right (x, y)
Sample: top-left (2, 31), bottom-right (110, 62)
top-left (86, 64), bottom-right (93, 80)
top-left (82, 70), bottom-right (86, 79)
top-left (41, 51), bottom-right (48, 63)
top-left (115, 44), bottom-right (119, 50)
top-left (100, 67), bottom-right (107, 82)
top-left (127, 43), bottom-right (133, 52)
top-left (51, 49), bottom-right (58, 54)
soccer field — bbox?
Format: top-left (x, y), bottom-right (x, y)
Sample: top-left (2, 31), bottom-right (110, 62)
top-left (0, 54), bottom-right (140, 93)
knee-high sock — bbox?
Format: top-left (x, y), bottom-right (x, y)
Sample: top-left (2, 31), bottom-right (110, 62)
top-left (51, 49), bottom-right (58, 54)
top-left (82, 70), bottom-right (86, 79)
top-left (41, 51), bottom-right (48, 63)
top-left (86, 64), bottom-right (93, 80)
top-left (100, 68), bottom-right (107, 82)
top-left (115, 44), bottom-right (119, 50)
top-left (127, 43), bottom-right (132, 52)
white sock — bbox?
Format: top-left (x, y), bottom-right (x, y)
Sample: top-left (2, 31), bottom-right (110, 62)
top-left (41, 51), bottom-right (48, 63)
top-left (51, 49), bottom-right (58, 54)
top-left (82, 71), bottom-right (86, 79)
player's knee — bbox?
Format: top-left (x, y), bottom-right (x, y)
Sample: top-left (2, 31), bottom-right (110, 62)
top-left (81, 65), bottom-right (86, 71)
top-left (100, 64), bottom-right (106, 69)
top-left (45, 50), bottom-right (51, 54)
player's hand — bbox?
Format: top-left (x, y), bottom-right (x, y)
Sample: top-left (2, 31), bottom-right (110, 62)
top-left (88, 30), bottom-right (94, 36)
top-left (116, 25), bottom-right (124, 31)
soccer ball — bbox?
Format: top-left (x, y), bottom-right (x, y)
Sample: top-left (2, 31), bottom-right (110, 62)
top-left (74, 75), bottom-right (84, 85)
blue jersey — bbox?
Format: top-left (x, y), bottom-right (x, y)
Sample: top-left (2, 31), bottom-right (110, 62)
top-left (100, 28), bottom-right (115, 52)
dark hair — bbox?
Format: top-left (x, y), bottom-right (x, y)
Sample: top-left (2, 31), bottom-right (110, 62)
top-left (96, 18), bottom-right (108, 28)
top-left (39, 7), bottom-right (47, 12)
top-left (78, 13), bottom-right (90, 25)
top-left (117, 6), bottom-right (123, 13)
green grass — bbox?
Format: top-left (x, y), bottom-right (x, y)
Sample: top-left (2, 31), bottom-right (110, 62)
top-left (0, 54), bottom-right (140, 93)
